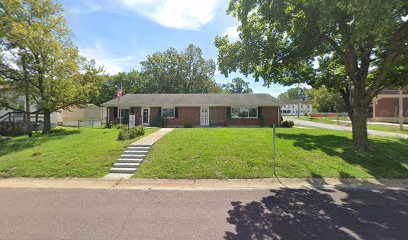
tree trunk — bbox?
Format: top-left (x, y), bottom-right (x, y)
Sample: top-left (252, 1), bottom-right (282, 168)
top-left (25, 88), bottom-right (32, 137)
top-left (42, 109), bottom-right (51, 134)
top-left (351, 95), bottom-right (369, 152)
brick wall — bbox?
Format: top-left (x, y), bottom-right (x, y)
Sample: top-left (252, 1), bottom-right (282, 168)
top-left (209, 106), bottom-right (279, 126)
top-left (165, 107), bottom-right (200, 126)
top-left (374, 98), bottom-right (408, 118)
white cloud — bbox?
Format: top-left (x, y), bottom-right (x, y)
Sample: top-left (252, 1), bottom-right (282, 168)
top-left (79, 40), bottom-right (144, 75)
top-left (65, 2), bottom-right (102, 16)
top-left (117, 0), bottom-right (220, 30)
top-left (224, 25), bottom-right (240, 40)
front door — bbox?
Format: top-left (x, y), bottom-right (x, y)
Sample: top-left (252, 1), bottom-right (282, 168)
top-left (200, 106), bottom-right (209, 126)
top-left (142, 107), bottom-right (150, 125)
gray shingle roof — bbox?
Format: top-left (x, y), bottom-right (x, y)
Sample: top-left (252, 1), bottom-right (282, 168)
top-left (102, 94), bottom-right (281, 107)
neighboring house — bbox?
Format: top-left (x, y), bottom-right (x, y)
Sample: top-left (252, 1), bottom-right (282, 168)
top-left (102, 94), bottom-right (281, 127)
top-left (281, 100), bottom-right (313, 116)
top-left (0, 86), bottom-right (57, 135)
top-left (57, 104), bottom-right (105, 127)
top-left (372, 87), bottom-right (408, 123)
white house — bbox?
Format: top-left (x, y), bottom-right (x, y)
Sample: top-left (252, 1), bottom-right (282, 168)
top-left (281, 100), bottom-right (313, 116)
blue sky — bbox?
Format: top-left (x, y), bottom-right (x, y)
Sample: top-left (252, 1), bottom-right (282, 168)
top-left (61, 0), bottom-right (292, 96)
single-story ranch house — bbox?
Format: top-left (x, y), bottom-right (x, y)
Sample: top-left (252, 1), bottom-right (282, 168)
top-left (102, 93), bottom-right (282, 127)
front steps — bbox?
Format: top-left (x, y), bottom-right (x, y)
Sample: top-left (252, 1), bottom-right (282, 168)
top-left (109, 144), bottom-right (151, 175)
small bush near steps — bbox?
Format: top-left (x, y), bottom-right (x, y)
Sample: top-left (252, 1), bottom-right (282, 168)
top-left (281, 120), bottom-right (294, 128)
top-left (117, 125), bottom-right (145, 141)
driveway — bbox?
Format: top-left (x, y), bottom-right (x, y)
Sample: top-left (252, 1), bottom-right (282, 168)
top-left (289, 117), bottom-right (408, 139)
top-left (0, 186), bottom-right (407, 240)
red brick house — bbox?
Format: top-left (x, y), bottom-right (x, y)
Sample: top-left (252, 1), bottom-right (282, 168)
top-left (102, 94), bottom-right (281, 127)
top-left (372, 87), bottom-right (408, 123)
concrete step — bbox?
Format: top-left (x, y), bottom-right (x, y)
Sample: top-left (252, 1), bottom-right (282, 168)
top-left (129, 144), bottom-right (152, 148)
top-left (123, 150), bottom-right (148, 154)
top-left (120, 155), bottom-right (145, 159)
top-left (113, 163), bottom-right (140, 168)
top-left (117, 159), bottom-right (144, 163)
top-left (127, 147), bottom-right (150, 151)
top-left (109, 167), bottom-right (137, 174)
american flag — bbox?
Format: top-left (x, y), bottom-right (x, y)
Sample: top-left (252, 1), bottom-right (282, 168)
top-left (117, 87), bottom-right (122, 103)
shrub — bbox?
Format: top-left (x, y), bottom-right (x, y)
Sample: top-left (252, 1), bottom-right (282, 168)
top-left (117, 128), bottom-right (129, 141)
top-left (133, 125), bottom-right (145, 136)
top-left (184, 124), bottom-right (193, 128)
top-left (281, 120), bottom-right (294, 128)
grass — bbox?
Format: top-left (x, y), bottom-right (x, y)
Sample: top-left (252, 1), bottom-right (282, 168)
top-left (133, 128), bottom-right (408, 179)
top-left (299, 116), bottom-right (408, 135)
top-left (0, 127), bottom-right (158, 178)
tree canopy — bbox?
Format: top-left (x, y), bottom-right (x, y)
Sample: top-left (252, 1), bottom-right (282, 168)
top-left (277, 87), bottom-right (310, 101)
top-left (309, 86), bottom-right (347, 113)
top-left (0, 0), bottom-right (103, 134)
top-left (215, 0), bottom-right (408, 151)
top-left (222, 77), bottom-right (252, 93)
top-left (141, 44), bottom-right (221, 94)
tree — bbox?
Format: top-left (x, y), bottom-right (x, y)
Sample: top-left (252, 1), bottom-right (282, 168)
top-left (309, 87), bottom-right (346, 113)
top-left (222, 77), bottom-right (252, 93)
top-left (278, 87), bottom-right (310, 101)
top-left (215, 0), bottom-right (408, 152)
top-left (141, 44), bottom-right (222, 93)
top-left (92, 71), bottom-right (145, 106)
top-left (0, 0), bottom-right (103, 134)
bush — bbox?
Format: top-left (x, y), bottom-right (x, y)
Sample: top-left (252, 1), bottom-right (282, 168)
top-left (184, 124), bottom-right (193, 128)
top-left (117, 128), bottom-right (129, 141)
top-left (133, 125), bottom-right (145, 136)
top-left (281, 120), bottom-right (294, 128)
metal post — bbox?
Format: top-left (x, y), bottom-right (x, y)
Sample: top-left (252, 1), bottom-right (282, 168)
top-left (400, 90), bottom-right (404, 131)
top-left (297, 81), bottom-right (300, 118)
top-left (273, 124), bottom-right (277, 175)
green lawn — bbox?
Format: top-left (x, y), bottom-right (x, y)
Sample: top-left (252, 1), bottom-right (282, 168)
top-left (0, 127), bottom-right (157, 178)
top-left (299, 117), bottom-right (408, 135)
top-left (134, 128), bottom-right (408, 179)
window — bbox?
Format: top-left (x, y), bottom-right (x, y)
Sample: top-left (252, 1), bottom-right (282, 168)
top-left (118, 108), bottom-right (130, 124)
top-left (231, 107), bottom-right (257, 118)
top-left (162, 108), bottom-right (175, 118)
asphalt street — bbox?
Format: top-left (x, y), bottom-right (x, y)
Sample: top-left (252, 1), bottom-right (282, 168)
top-left (0, 187), bottom-right (407, 240)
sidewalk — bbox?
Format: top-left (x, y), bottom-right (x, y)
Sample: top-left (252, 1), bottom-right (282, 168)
top-left (291, 118), bottom-right (408, 139)
top-left (132, 128), bottom-right (174, 145)
top-left (0, 178), bottom-right (407, 190)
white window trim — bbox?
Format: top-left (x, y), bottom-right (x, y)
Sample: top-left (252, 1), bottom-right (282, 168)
top-left (161, 107), bottom-right (176, 119)
top-left (117, 107), bottom-right (130, 119)
top-left (231, 107), bottom-right (258, 119)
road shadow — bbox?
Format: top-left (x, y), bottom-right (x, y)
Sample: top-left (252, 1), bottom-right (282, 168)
top-left (276, 132), bottom-right (408, 178)
top-left (225, 181), bottom-right (408, 240)
top-left (0, 128), bottom-right (79, 157)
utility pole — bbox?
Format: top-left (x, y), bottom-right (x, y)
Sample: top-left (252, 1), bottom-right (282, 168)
top-left (297, 80), bottom-right (300, 118)
top-left (399, 90), bottom-right (404, 131)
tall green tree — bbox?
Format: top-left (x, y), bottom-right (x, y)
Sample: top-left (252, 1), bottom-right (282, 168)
top-left (215, 0), bottom-right (408, 152)
top-left (278, 87), bottom-right (310, 101)
top-left (309, 86), bottom-right (347, 113)
top-left (92, 71), bottom-right (145, 106)
top-left (0, 0), bottom-right (103, 134)
top-left (222, 77), bottom-right (253, 93)
top-left (141, 44), bottom-right (222, 93)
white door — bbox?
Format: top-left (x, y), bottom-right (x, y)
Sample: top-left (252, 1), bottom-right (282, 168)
top-left (142, 107), bottom-right (150, 125)
top-left (200, 106), bottom-right (209, 126)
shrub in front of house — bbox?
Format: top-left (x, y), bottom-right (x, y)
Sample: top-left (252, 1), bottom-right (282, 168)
top-left (281, 120), bottom-right (294, 128)
top-left (184, 124), bottom-right (193, 128)
top-left (117, 125), bottom-right (145, 141)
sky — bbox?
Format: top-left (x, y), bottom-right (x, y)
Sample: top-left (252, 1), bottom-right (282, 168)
top-left (60, 0), bottom-right (293, 97)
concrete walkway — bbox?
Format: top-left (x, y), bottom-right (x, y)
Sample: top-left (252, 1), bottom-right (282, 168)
top-left (291, 118), bottom-right (408, 139)
top-left (104, 128), bottom-right (174, 179)
top-left (131, 128), bottom-right (174, 145)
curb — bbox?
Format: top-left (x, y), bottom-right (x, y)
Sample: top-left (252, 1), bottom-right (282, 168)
top-left (0, 178), bottom-right (407, 191)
